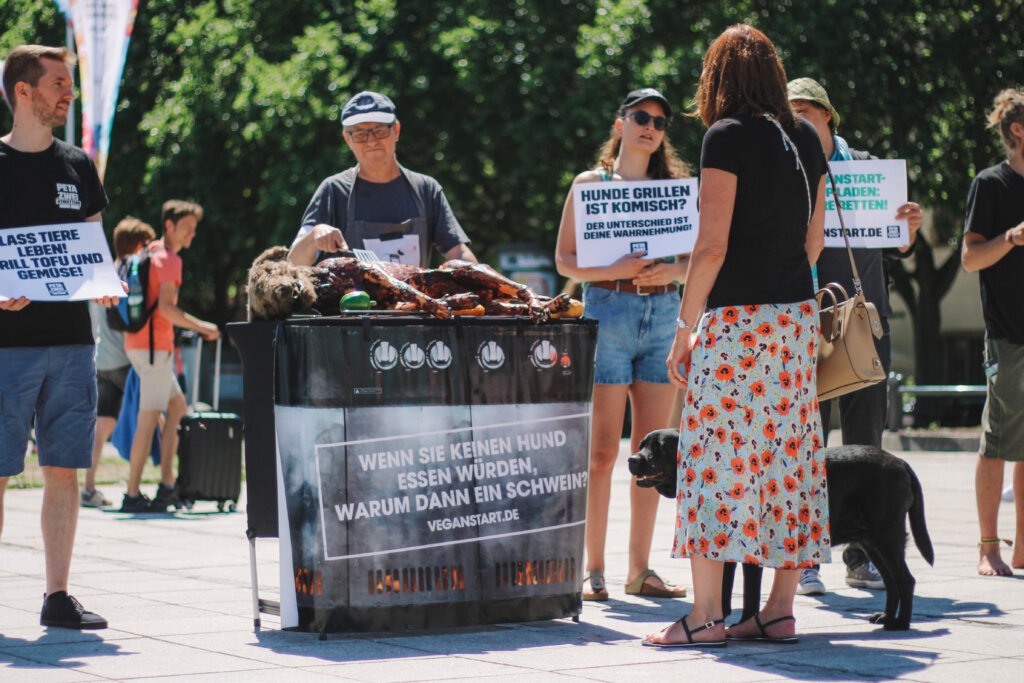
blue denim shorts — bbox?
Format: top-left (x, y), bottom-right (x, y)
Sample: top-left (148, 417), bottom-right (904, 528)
top-left (0, 345), bottom-right (96, 476)
top-left (583, 285), bottom-right (679, 385)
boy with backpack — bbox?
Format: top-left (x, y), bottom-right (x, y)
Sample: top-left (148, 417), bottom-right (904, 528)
top-left (120, 200), bottom-right (219, 513)
top-left (84, 216), bottom-right (157, 508)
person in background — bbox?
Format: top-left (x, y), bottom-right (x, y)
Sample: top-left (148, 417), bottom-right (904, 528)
top-left (961, 87), bottom-right (1024, 576)
top-left (555, 87), bottom-right (692, 601)
top-left (786, 77), bottom-right (922, 596)
top-left (645, 25), bottom-right (830, 647)
top-left (83, 217), bottom-right (156, 507)
top-left (289, 90), bottom-right (476, 268)
top-left (121, 201), bottom-right (219, 513)
top-left (1, 44), bottom-right (115, 629)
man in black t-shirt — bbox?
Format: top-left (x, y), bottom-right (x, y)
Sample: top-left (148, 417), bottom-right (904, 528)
top-left (0, 45), bottom-right (115, 629)
top-left (288, 90), bottom-right (476, 268)
top-left (961, 87), bottom-right (1024, 577)
top-left (787, 78), bottom-right (922, 596)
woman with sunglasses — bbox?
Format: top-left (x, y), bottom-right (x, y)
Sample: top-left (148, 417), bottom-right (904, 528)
top-left (644, 25), bottom-right (829, 648)
top-left (555, 88), bottom-right (692, 601)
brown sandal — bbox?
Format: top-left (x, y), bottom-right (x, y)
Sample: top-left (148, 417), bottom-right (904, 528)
top-left (625, 569), bottom-right (687, 598)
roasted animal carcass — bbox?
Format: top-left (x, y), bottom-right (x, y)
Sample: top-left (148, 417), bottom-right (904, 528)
top-left (245, 246), bottom-right (582, 321)
top-left (314, 258), bottom-right (574, 320)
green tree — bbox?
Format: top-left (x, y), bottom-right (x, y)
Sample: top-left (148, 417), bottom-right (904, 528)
top-left (3, 0), bottom-right (1022, 392)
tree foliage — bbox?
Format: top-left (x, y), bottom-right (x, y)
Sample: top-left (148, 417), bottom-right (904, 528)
top-left (2, 1), bottom-right (1022, 381)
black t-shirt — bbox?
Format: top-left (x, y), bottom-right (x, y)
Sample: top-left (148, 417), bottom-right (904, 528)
top-left (701, 116), bottom-right (826, 308)
top-left (964, 161), bottom-right (1024, 344)
top-left (0, 139), bottom-right (108, 348)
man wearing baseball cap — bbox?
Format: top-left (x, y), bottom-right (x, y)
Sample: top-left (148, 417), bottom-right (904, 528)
top-left (288, 90), bottom-right (476, 268)
top-left (786, 77), bottom-right (923, 597)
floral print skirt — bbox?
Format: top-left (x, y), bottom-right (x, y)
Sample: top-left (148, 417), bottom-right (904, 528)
top-left (672, 300), bottom-right (831, 568)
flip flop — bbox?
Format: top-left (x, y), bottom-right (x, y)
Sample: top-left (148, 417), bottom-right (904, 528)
top-left (582, 570), bottom-right (609, 601)
top-left (625, 569), bottom-right (687, 598)
top-left (726, 614), bottom-right (799, 644)
top-left (643, 616), bottom-right (727, 648)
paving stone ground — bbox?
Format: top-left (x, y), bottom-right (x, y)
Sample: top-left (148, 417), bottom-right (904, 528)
top-left (2, 440), bottom-right (1023, 681)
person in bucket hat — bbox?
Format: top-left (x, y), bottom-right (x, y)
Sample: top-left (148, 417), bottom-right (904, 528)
top-left (787, 76), bottom-right (922, 598)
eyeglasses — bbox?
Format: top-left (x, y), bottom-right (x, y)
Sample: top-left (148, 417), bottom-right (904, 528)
top-left (346, 124), bottom-right (393, 143)
top-left (625, 110), bottom-right (670, 131)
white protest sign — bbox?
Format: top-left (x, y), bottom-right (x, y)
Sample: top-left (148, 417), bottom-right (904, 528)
top-left (573, 178), bottom-right (698, 267)
top-left (0, 221), bottom-right (122, 301)
top-left (825, 159), bottom-right (909, 248)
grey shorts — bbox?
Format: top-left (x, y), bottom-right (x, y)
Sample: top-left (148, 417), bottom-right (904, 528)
top-left (97, 365), bottom-right (130, 418)
top-left (980, 335), bottom-right (1024, 463)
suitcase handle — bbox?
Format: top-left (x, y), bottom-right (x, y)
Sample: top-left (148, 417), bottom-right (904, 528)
top-left (189, 335), bottom-right (223, 411)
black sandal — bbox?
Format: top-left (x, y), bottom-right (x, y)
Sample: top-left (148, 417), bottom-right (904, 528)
top-left (643, 616), bottom-right (727, 648)
top-left (727, 614), bottom-right (798, 644)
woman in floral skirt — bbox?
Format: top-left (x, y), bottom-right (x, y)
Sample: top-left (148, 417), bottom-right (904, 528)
top-left (644, 24), bottom-right (831, 648)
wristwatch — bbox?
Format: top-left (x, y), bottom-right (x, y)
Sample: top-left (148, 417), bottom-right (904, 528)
top-left (676, 317), bottom-right (691, 329)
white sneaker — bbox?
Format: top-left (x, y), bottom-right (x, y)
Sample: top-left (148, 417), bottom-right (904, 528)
top-left (80, 487), bottom-right (111, 508)
top-left (796, 567), bottom-right (826, 595)
top-left (845, 561), bottom-right (885, 590)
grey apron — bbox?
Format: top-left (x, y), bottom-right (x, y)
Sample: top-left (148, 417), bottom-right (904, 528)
top-left (345, 166), bottom-right (430, 267)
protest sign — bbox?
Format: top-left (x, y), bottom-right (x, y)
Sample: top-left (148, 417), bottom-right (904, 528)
top-left (573, 178), bottom-right (698, 267)
top-left (825, 159), bottom-right (909, 248)
top-left (0, 221), bottom-right (122, 301)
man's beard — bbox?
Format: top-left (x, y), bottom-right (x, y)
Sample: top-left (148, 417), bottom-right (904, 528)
top-left (31, 91), bottom-right (68, 129)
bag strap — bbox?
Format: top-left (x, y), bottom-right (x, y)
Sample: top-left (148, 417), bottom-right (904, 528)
top-left (763, 113), bottom-right (811, 226)
top-left (824, 162), bottom-right (864, 296)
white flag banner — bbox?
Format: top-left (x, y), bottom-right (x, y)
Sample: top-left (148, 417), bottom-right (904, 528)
top-left (67, 0), bottom-right (138, 179)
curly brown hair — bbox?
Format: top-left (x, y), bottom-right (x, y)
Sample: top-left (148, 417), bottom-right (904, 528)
top-left (987, 88), bottom-right (1024, 153)
top-left (694, 24), bottom-right (796, 130)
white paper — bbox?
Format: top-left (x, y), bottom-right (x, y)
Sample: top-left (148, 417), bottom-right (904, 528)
top-left (0, 221), bottom-right (122, 301)
top-left (825, 159), bottom-right (909, 249)
top-left (573, 178), bottom-right (699, 267)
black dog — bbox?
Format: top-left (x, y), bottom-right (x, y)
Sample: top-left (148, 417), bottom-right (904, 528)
top-left (628, 428), bottom-right (934, 630)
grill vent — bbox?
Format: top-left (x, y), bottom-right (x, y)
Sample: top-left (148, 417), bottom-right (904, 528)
top-left (495, 557), bottom-right (576, 588)
top-left (368, 565), bottom-right (466, 595)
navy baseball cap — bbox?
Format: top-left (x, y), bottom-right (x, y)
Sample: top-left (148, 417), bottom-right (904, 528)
top-left (620, 88), bottom-right (672, 118)
top-left (341, 91), bottom-right (396, 127)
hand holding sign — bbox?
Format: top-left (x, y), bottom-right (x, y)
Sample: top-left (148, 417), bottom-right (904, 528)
top-left (604, 249), bottom-right (655, 281)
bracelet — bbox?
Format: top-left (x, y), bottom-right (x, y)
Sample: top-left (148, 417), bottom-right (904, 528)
top-left (676, 317), bottom-right (692, 329)
top-left (1007, 230), bottom-right (1019, 247)
top-left (978, 537), bottom-right (1013, 547)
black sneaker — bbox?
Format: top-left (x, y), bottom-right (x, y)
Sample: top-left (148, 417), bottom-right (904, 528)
top-left (40, 591), bottom-right (107, 629)
top-left (119, 493), bottom-right (151, 513)
top-left (149, 483), bottom-right (181, 512)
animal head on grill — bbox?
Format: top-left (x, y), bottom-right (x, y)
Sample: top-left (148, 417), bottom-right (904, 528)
top-left (246, 246), bottom-right (318, 320)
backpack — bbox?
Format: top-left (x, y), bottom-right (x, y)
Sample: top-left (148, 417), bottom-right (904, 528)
top-left (107, 251), bottom-right (159, 362)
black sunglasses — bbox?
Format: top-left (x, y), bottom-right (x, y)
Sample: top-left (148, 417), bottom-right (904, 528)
top-left (625, 110), bottom-right (670, 131)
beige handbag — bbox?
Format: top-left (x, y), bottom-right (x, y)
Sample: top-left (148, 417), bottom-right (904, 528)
top-left (815, 164), bottom-right (886, 400)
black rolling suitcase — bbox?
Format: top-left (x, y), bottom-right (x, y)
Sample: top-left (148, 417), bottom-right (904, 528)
top-left (176, 337), bottom-right (243, 512)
